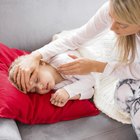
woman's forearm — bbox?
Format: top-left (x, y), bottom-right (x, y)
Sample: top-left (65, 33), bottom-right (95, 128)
top-left (91, 60), bottom-right (107, 73)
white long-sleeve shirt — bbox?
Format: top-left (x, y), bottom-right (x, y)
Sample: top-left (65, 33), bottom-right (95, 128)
top-left (38, 1), bottom-right (140, 82)
top-left (47, 50), bottom-right (95, 100)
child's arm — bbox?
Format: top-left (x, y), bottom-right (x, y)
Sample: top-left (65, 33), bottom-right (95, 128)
top-left (50, 87), bottom-right (93, 107)
top-left (50, 88), bottom-right (80, 107)
top-left (63, 75), bottom-right (95, 100)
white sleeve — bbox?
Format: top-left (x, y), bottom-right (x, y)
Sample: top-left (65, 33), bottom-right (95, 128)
top-left (37, 2), bottom-right (110, 61)
top-left (103, 61), bottom-right (140, 80)
top-left (63, 75), bottom-right (95, 100)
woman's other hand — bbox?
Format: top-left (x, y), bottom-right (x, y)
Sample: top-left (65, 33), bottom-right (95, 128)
top-left (58, 54), bottom-right (107, 75)
top-left (13, 52), bottom-right (42, 93)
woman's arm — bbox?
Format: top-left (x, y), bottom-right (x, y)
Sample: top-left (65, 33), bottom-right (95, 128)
top-left (58, 57), bottom-right (107, 75)
top-left (103, 62), bottom-right (140, 80)
top-left (37, 2), bottom-right (110, 61)
top-left (13, 2), bottom-right (110, 92)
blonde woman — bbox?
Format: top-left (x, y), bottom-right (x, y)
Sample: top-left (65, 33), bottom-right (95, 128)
top-left (13, 0), bottom-right (140, 138)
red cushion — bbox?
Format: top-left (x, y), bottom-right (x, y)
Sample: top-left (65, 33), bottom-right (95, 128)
top-left (0, 43), bottom-right (99, 124)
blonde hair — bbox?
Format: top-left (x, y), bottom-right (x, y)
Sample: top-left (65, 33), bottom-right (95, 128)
top-left (110, 0), bottom-right (140, 63)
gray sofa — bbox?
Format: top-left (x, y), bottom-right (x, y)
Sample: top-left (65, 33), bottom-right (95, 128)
top-left (0, 0), bottom-right (138, 140)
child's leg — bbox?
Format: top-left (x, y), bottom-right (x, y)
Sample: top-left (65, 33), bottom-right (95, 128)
top-left (114, 79), bottom-right (140, 139)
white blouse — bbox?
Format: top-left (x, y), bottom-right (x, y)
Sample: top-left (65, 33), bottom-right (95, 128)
top-left (38, 1), bottom-right (140, 83)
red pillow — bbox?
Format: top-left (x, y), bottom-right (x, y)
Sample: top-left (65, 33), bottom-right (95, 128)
top-left (0, 43), bottom-right (99, 124)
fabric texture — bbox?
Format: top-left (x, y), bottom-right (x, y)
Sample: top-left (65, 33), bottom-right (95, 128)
top-left (115, 79), bottom-right (140, 138)
top-left (0, 43), bottom-right (99, 124)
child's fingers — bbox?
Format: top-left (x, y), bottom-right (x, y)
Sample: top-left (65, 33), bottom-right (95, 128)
top-left (51, 97), bottom-right (62, 105)
top-left (55, 95), bottom-right (63, 102)
top-left (57, 101), bottom-right (68, 107)
top-left (50, 93), bottom-right (57, 101)
top-left (50, 96), bottom-right (64, 106)
top-left (51, 99), bottom-right (59, 106)
top-left (54, 101), bottom-right (59, 106)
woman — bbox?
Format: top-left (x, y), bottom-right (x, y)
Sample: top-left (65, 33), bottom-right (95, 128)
top-left (13, 0), bottom-right (140, 138)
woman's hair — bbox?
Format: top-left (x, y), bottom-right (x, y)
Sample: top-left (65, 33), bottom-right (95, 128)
top-left (110, 0), bottom-right (140, 63)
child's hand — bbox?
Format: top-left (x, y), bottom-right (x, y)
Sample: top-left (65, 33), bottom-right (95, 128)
top-left (50, 88), bottom-right (70, 107)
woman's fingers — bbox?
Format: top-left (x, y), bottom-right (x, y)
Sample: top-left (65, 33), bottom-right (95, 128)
top-left (13, 66), bottom-right (33, 92)
top-left (61, 69), bottom-right (81, 75)
top-left (58, 61), bottom-right (77, 69)
top-left (20, 71), bottom-right (26, 93)
top-left (13, 66), bottom-right (19, 83)
top-left (11, 54), bottom-right (41, 93)
top-left (68, 54), bottom-right (78, 59)
top-left (25, 71), bottom-right (31, 92)
top-left (59, 63), bottom-right (78, 70)
top-left (16, 69), bottom-right (22, 90)
top-left (19, 68), bottom-right (31, 92)
top-left (28, 69), bottom-right (38, 91)
top-left (57, 54), bottom-right (79, 74)
top-left (58, 66), bottom-right (78, 74)
top-left (58, 63), bottom-right (81, 75)
top-left (58, 62), bottom-right (79, 73)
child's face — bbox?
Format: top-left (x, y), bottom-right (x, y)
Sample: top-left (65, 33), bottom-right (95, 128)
top-left (29, 63), bottom-right (56, 94)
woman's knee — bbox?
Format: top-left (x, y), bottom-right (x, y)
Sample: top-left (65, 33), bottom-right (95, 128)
top-left (115, 80), bottom-right (133, 102)
top-left (114, 79), bottom-right (134, 111)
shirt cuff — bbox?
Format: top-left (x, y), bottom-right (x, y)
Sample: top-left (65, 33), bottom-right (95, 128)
top-left (63, 86), bottom-right (79, 99)
top-left (63, 86), bottom-right (94, 100)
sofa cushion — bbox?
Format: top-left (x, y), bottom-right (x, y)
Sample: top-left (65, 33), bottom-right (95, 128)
top-left (0, 43), bottom-right (99, 124)
top-left (0, 118), bottom-right (21, 140)
top-left (18, 114), bottom-right (137, 140)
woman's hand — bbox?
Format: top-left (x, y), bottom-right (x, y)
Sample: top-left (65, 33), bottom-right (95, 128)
top-left (57, 54), bottom-right (107, 75)
top-left (13, 52), bottom-right (42, 93)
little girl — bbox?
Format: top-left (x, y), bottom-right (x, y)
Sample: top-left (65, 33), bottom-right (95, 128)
top-left (9, 50), bottom-right (95, 107)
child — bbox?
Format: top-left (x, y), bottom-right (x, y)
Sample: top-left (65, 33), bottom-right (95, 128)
top-left (9, 50), bottom-right (95, 107)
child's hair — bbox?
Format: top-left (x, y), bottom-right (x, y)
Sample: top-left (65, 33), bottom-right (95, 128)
top-left (110, 0), bottom-right (140, 63)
